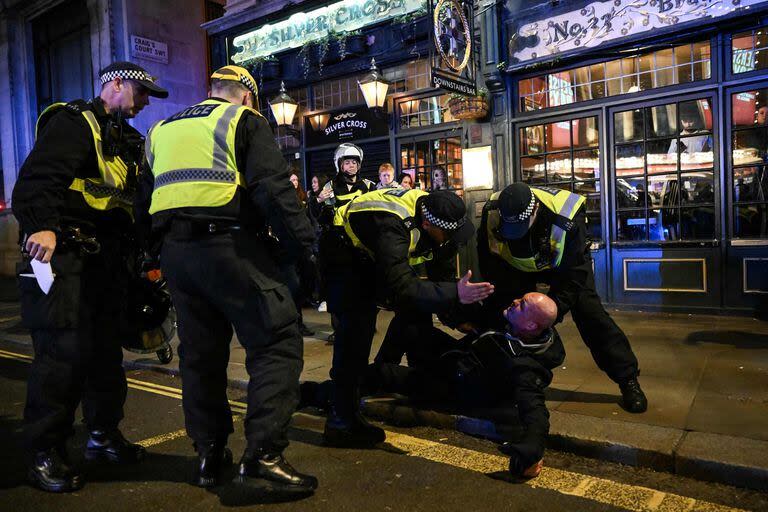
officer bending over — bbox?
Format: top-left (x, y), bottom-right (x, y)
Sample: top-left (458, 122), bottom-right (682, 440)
top-left (135, 65), bottom-right (317, 493)
top-left (324, 188), bottom-right (494, 447)
top-left (13, 61), bottom-right (167, 492)
top-left (478, 183), bottom-right (647, 413)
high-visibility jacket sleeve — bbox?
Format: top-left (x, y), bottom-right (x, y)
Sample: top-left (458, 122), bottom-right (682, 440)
top-left (12, 110), bottom-right (92, 235)
top-left (351, 212), bottom-right (459, 313)
top-left (242, 113), bottom-right (314, 254)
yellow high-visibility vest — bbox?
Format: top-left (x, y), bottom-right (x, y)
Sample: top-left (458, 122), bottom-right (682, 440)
top-left (146, 99), bottom-right (254, 214)
top-left (486, 187), bottom-right (585, 271)
top-left (334, 188), bottom-right (434, 266)
top-left (36, 102), bottom-right (134, 215)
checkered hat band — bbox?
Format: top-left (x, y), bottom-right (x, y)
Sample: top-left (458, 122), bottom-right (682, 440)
top-left (100, 69), bottom-right (155, 85)
top-left (421, 203), bottom-right (464, 231)
top-left (501, 192), bottom-right (536, 223)
top-left (238, 75), bottom-right (257, 97)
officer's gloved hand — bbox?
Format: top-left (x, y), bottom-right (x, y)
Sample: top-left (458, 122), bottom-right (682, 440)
top-left (499, 441), bottom-right (543, 480)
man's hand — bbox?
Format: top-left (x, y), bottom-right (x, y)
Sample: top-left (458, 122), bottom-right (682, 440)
top-left (317, 188), bottom-right (334, 202)
top-left (457, 270), bottom-right (494, 304)
top-left (25, 230), bottom-right (57, 263)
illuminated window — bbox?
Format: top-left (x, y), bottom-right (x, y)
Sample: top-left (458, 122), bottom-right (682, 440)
top-left (400, 137), bottom-right (463, 194)
top-left (519, 116), bottom-right (602, 241)
top-left (518, 41), bottom-right (711, 112)
top-left (397, 94), bottom-right (457, 129)
top-left (731, 88), bottom-right (768, 238)
top-left (614, 99), bottom-right (715, 242)
top-left (732, 27), bottom-right (768, 74)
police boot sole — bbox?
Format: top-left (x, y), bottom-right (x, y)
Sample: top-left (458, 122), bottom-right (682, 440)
top-left (234, 474), bottom-right (316, 494)
top-left (28, 469), bottom-right (84, 493)
top-left (84, 447), bottom-right (145, 464)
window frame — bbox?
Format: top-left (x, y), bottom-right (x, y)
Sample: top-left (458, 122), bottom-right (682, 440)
top-left (726, 21), bottom-right (768, 81)
top-left (607, 91), bottom-right (721, 246)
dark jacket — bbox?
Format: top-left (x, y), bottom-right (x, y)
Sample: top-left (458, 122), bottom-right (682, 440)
top-left (316, 174), bottom-right (376, 227)
top-left (347, 207), bottom-right (459, 315)
top-left (13, 98), bottom-right (139, 236)
top-left (477, 203), bottom-right (592, 322)
top-left (134, 98), bottom-right (314, 258)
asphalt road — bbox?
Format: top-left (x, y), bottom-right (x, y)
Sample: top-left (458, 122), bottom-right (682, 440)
top-left (0, 343), bottom-right (766, 512)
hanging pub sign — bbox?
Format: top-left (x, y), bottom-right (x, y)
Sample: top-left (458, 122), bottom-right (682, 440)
top-left (430, 0), bottom-right (476, 96)
top-left (230, 0), bottom-right (425, 63)
top-left (507, 0), bottom-right (768, 70)
top-left (304, 105), bottom-right (389, 147)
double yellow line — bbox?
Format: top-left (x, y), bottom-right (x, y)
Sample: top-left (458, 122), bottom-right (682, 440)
top-left (0, 347), bottom-right (747, 512)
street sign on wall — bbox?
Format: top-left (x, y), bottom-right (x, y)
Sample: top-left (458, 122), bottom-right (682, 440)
top-left (130, 35), bottom-right (168, 64)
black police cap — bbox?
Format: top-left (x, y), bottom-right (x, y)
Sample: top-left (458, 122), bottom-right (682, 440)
top-left (99, 61), bottom-right (169, 98)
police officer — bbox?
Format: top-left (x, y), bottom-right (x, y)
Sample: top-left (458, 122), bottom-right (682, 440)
top-left (324, 188), bottom-right (494, 447)
top-left (478, 183), bottom-right (647, 413)
top-left (315, 143), bottom-right (376, 210)
top-left (13, 61), bottom-right (167, 492)
top-left (135, 65), bottom-right (317, 492)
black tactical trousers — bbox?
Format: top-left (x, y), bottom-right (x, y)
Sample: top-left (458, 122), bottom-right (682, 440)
top-left (161, 226), bottom-right (302, 453)
top-left (325, 259), bottom-right (379, 419)
top-left (20, 241), bottom-right (129, 451)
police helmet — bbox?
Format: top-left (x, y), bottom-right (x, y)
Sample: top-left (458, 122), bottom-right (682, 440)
top-left (121, 276), bottom-right (177, 354)
top-left (334, 143), bottom-right (364, 174)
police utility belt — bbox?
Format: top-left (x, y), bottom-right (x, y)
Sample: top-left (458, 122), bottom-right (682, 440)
top-left (169, 218), bottom-right (243, 236)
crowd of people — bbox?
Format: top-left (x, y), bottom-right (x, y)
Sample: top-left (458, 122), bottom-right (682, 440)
top-left (12, 62), bottom-right (647, 496)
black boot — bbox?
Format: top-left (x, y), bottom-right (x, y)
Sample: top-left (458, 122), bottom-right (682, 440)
top-left (323, 409), bottom-right (386, 448)
top-left (619, 378), bottom-right (648, 413)
top-left (28, 446), bottom-right (84, 493)
top-left (193, 442), bottom-right (232, 488)
top-left (85, 429), bottom-right (146, 463)
top-left (236, 451), bottom-right (318, 493)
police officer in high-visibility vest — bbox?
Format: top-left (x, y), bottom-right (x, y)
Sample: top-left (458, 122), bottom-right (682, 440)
top-left (135, 65), bottom-right (317, 493)
top-left (477, 183), bottom-right (647, 413)
top-left (323, 188), bottom-right (495, 447)
top-left (13, 61), bottom-right (168, 493)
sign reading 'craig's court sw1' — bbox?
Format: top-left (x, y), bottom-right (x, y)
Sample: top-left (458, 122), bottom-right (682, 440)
top-left (231, 0), bottom-right (425, 63)
top-left (510, 0), bottom-right (767, 67)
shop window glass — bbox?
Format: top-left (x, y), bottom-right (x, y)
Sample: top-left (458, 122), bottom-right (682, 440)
top-left (732, 27), bottom-right (768, 74)
top-left (398, 94), bottom-right (456, 129)
top-left (614, 98), bottom-right (715, 242)
top-left (731, 88), bottom-right (768, 237)
top-left (519, 40), bottom-right (711, 112)
top-left (400, 137), bottom-right (463, 193)
top-left (518, 116), bottom-right (602, 241)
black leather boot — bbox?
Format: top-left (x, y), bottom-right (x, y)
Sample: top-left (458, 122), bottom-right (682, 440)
top-left (193, 442), bottom-right (232, 488)
top-left (236, 451), bottom-right (318, 493)
top-left (85, 429), bottom-right (146, 463)
top-left (323, 410), bottom-right (386, 448)
top-left (619, 378), bottom-right (648, 413)
top-left (28, 446), bottom-right (84, 493)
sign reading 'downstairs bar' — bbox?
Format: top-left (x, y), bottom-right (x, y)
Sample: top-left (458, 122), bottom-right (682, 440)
top-left (509, 0), bottom-right (768, 68)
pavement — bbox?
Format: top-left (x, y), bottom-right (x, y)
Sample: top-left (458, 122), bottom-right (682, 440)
top-left (0, 277), bottom-right (766, 492)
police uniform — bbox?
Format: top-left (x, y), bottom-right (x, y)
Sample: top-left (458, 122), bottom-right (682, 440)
top-left (135, 66), bottom-right (316, 491)
top-left (13, 61), bottom-right (168, 492)
top-left (324, 188), bottom-right (473, 446)
top-left (477, 184), bottom-right (646, 412)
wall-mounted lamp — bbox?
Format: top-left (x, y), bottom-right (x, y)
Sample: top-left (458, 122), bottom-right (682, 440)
top-left (308, 113), bottom-right (330, 132)
top-left (358, 58), bottom-right (389, 109)
top-left (269, 81), bottom-right (298, 126)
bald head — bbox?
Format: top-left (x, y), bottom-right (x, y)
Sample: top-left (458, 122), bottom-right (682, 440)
top-left (503, 292), bottom-right (558, 340)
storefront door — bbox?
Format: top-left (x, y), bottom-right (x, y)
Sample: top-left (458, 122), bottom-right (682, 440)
top-left (514, 111), bottom-right (609, 300)
top-left (608, 93), bottom-right (722, 308)
top-left (724, 82), bottom-right (768, 308)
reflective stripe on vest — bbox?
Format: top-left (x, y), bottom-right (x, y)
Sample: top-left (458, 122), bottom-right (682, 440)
top-left (486, 187), bottom-right (586, 272)
top-left (334, 179), bottom-right (376, 206)
top-left (36, 103), bottom-right (134, 215)
top-left (334, 188), bottom-right (433, 267)
top-left (147, 100), bottom-right (252, 214)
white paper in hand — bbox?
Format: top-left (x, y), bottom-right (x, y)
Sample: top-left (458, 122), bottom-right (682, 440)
top-left (30, 259), bottom-right (55, 295)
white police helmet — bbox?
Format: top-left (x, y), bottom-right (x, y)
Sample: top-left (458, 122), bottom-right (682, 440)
top-left (333, 143), bottom-right (364, 173)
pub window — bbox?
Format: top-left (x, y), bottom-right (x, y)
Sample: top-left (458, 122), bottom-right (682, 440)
top-left (518, 41), bottom-right (711, 112)
top-left (518, 116), bottom-right (602, 241)
top-left (400, 137), bottom-right (463, 194)
top-left (384, 59), bottom-right (431, 94)
top-left (397, 94), bottom-right (457, 129)
top-left (731, 88), bottom-right (768, 238)
top-left (313, 76), bottom-right (366, 110)
top-left (614, 99), bottom-right (715, 242)
top-left (732, 27), bottom-right (768, 74)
